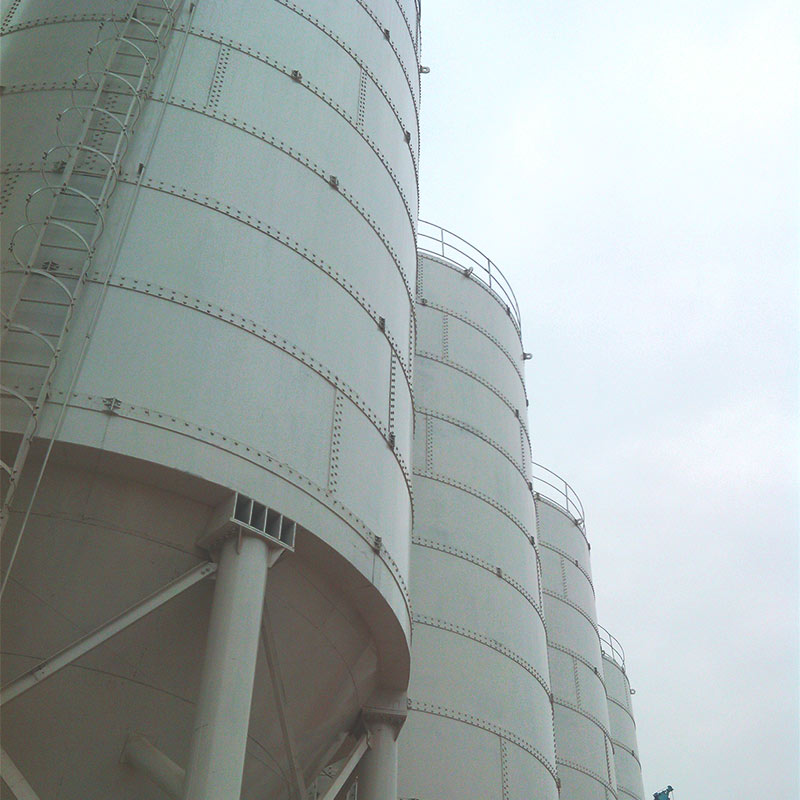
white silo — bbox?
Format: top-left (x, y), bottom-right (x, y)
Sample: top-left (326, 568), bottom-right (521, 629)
top-left (398, 223), bottom-right (559, 800)
top-left (1, 1), bottom-right (419, 797)
top-left (601, 626), bottom-right (646, 800)
top-left (534, 475), bottom-right (619, 798)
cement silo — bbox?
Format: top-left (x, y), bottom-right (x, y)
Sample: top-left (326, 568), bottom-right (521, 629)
top-left (534, 473), bottom-right (619, 799)
top-left (601, 627), bottom-right (646, 800)
top-left (0, 0), bottom-right (419, 797)
top-left (398, 223), bottom-right (559, 800)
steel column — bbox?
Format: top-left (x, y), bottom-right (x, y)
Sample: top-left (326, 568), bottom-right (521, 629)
top-left (181, 535), bottom-right (270, 800)
top-left (357, 719), bottom-right (399, 800)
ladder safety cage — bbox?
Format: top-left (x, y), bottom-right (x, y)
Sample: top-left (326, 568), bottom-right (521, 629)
top-left (0, 0), bottom-right (185, 538)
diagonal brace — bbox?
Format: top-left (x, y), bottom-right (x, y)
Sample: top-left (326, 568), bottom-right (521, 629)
top-left (0, 748), bottom-right (42, 800)
top-left (261, 608), bottom-right (306, 799)
top-left (318, 735), bottom-right (369, 800)
top-left (1, 561), bottom-right (216, 706)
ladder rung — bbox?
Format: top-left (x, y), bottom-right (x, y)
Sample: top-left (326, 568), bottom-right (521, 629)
top-left (0, 359), bottom-right (50, 369)
top-left (49, 216), bottom-right (98, 226)
top-left (40, 243), bottom-right (91, 253)
top-left (106, 70), bottom-right (149, 80)
top-left (20, 297), bottom-right (72, 307)
top-left (77, 149), bottom-right (120, 159)
top-left (8, 327), bottom-right (61, 339)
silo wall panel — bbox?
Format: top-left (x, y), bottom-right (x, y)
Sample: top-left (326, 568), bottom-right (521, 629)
top-left (0, 18), bottom-right (98, 82)
top-left (536, 495), bottom-right (619, 800)
top-left (411, 480), bottom-right (541, 616)
top-left (537, 497), bottom-right (593, 571)
top-left (411, 625), bottom-right (554, 759)
top-left (411, 546), bottom-right (550, 682)
top-left (553, 705), bottom-right (614, 789)
top-left (602, 650), bottom-right (646, 800)
top-left (543, 592), bottom-right (602, 666)
top-left (547, 647), bottom-right (612, 727)
top-left (399, 713), bottom-right (503, 800)
top-left (400, 249), bottom-right (558, 799)
top-left (607, 694), bottom-right (638, 746)
top-left (540, 538), bottom-right (597, 613)
top-left (115, 106), bottom-right (414, 345)
top-left (73, 292), bottom-right (335, 483)
top-left (360, 74), bottom-right (419, 222)
top-left (431, 420), bottom-right (533, 530)
top-left (417, 253), bottom-right (523, 360)
top-left (414, 357), bottom-right (523, 461)
top-left (446, 313), bottom-right (528, 413)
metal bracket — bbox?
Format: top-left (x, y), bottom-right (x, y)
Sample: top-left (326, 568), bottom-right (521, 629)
top-left (197, 492), bottom-right (296, 555)
top-left (102, 396), bottom-right (122, 414)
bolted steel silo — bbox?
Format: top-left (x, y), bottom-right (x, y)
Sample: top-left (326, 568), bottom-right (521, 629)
top-left (534, 473), bottom-right (619, 799)
top-left (600, 626), bottom-right (646, 800)
top-left (398, 223), bottom-right (559, 800)
top-left (0, 0), bottom-right (419, 797)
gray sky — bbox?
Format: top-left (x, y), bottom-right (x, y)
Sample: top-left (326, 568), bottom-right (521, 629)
top-left (417, 1), bottom-right (799, 797)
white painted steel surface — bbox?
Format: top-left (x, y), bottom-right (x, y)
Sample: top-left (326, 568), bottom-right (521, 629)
top-left (1, 0), bottom-right (418, 795)
top-left (601, 628), bottom-right (646, 800)
top-left (398, 245), bottom-right (559, 800)
top-left (358, 720), bottom-right (399, 800)
top-left (535, 492), bottom-right (619, 799)
top-left (182, 535), bottom-right (270, 799)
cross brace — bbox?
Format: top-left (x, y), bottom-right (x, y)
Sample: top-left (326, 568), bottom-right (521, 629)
top-left (1, 560), bottom-right (217, 706)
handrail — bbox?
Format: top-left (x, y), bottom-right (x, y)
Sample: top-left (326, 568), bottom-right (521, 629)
top-left (530, 461), bottom-right (585, 529)
top-left (417, 219), bottom-right (522, 331)
top-left (599, 625), bottom-right (626, 670)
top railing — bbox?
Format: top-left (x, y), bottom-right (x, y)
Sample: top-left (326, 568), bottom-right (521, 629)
top-left (599, 625), bottom-right (626, 670)
top-left (417, 220), bottom-right (522, 331)
top-left (530, 462), bottom-right (585, 530)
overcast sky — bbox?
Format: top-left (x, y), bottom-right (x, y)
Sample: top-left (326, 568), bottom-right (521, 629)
top-left (417, 1), bottom-right (798, 797)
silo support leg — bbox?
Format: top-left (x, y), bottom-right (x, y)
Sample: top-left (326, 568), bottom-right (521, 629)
top-left (356, 718), bottom-right (399, 800)
top-left (182, 535), bottom-right (270, 800)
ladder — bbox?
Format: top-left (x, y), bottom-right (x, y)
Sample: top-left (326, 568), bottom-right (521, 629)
top-left (0, 0), bottom-right (184, 539)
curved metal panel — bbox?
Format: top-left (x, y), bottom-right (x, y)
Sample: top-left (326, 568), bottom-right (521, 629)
top-left (535, 492), bottom-right (619, 799)
top-left (399, 249), bottom-right (558, 799)
top-left (602, 630), bottom-right (646, 800)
